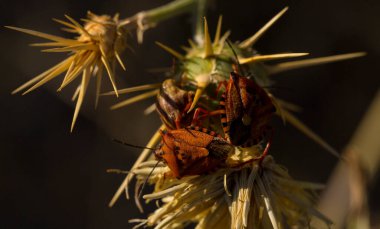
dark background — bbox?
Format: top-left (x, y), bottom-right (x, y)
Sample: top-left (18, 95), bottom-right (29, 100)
top-left (1, 0), bottom-right (379, 228)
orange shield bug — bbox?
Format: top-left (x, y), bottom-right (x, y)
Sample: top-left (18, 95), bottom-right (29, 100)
top-left (193, 71), bottom-right (275, 157)
top-left (155, 127), bottom-right (234, 178)
top-left (223, 71), bottom-right (275, 147)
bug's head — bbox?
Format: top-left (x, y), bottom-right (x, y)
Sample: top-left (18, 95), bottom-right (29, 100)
top-left (154, 142), bottom-right (165, 160)
top-left (155, 129), bottom-right (174, 161)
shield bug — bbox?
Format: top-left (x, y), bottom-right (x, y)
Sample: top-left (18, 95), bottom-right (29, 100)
top-left (155, 79), bottom-right (195, 129)
top-left (194, 71), bottom-right (275, 157)
top-left (223, 71), bottom-right (275, 147)
top-left (155, 126), bottom-right (234, 179)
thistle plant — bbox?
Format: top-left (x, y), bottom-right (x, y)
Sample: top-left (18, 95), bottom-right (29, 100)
top-left (105, 6), bottom-right (365, 229)
top-left (6, 0), bottom-right (202, 131)
top-left (7, 1), bottom-right (368, 229)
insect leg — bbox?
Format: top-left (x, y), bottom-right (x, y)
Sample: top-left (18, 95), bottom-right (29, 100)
top-left (215, 81), bottom-right (228, 98)
top-left (193, 107), bottom-right (225, 121)
top-left (259, 127), bottom-right (274, 162)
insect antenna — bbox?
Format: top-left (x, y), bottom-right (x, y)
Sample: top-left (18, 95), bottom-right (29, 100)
top-left (226, 39), bottom-right (245, 76)
top-left (112, 138), bottom-right (157, 150)
top-left (113, 138), bottom-right (163, 202)
top-left (137, 160), bottom-right (161, 199)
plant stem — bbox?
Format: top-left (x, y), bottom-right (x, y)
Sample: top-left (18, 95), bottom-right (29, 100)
top-left (312, 90), bottom-right (380, 228)
top-left (141, 0), bottom-right (197, 26)
top-left (120, 0), bottom-right (202, 42)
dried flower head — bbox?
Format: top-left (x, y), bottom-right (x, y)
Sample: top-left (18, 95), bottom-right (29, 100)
top-left (7, 12), bottom-right (128, 131)
top-left (130, 153), bottom-right (332, 229)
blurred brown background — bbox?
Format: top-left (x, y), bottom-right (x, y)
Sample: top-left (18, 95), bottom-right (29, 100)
top-left (0, 0), bottom-right (379, 228)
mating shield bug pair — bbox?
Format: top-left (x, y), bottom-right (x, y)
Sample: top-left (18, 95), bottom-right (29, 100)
top-left (152, 69), bottom-right (276, 178)
top-left (193, 70), bottom-right (276, 157)
top-left (152, 79), bottom-right (232, 178)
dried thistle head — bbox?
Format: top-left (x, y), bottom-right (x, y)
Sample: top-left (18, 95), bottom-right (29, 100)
top-left (7, 11), bottom-right (128, 131)
top-left (80, 12), bottom-right (127, 59)
top-left (130, 153), bottom-right (332, 229)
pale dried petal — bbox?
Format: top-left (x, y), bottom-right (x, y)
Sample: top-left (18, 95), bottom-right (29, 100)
top-left (130, 152), bottom-right (331, 229)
